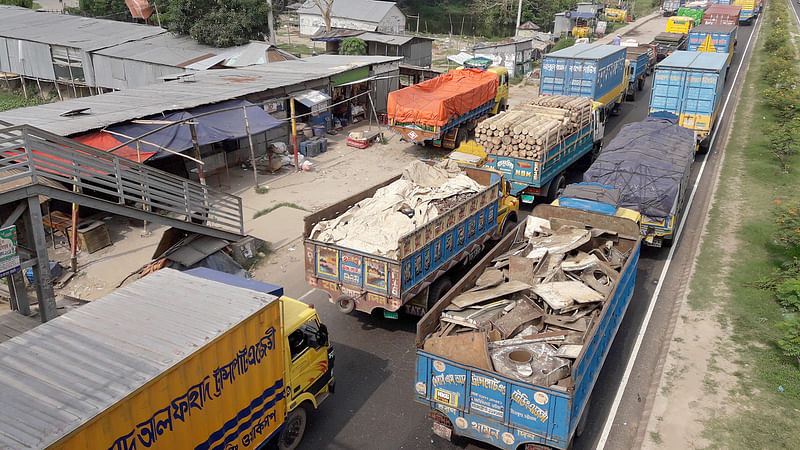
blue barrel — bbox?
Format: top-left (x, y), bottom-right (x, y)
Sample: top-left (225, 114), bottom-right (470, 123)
top-left (312, 125), bottom-right (326, 137)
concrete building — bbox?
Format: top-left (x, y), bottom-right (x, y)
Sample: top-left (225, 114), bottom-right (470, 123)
top-left (297, 0), bottom-right (406, 35)
top-left (516, 21), bottom-right (541, 38)
top-left (473, 38), bottom-right (538, 77)
top-left (553, 11), bottom-right (597, 37)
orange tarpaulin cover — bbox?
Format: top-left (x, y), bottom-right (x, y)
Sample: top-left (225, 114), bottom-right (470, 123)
top-left (387, 69), bottom-right (498, 127)
top-left (72, 131), bottom-right (157, 162)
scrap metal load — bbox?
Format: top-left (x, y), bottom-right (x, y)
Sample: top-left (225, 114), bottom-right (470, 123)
top-left (309, 160), bottom-right (485, 260)
top-left (421, 214), bottom-right (630, 386)
top-left (474, 96), bottom-right (593, 160)
top-left (387, 69), bottom-right (498, 127)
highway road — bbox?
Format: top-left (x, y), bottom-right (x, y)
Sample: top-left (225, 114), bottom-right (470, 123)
top-left (282, 15), bottom-right (763, 449)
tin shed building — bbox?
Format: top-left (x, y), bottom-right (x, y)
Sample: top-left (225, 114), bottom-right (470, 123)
top-left (297, 0), bottom-right (406, 35)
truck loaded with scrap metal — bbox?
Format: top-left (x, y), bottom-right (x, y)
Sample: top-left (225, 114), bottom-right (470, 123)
top-left (414, 204), bottom-right (641, 449)
top-left (303, 160), bottom-right (519, 318)
top-left (448, 96), bottom-right (604, 204)
top-left (649, 50), bottom-right (729, 151)
top-left (557, 117), bottom-right (697, 247)
top-left (0, 268), bottom-right (334, 450)
top-left (539, 44), bottom-right (630, 118)
top-left (387, 58), bottom-right (509, 149)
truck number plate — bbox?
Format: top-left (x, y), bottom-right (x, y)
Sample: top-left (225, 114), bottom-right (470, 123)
top-left (432, 422), bottom-right (452, 440)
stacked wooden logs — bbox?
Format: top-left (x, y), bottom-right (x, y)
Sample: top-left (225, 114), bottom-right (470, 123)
top-left (474, 96), bottom-right (593, 160)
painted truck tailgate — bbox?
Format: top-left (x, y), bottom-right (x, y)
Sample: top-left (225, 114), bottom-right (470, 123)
top-left (733, 0), bottom-right (756, 21)
top-left (688, 24), bottom-right (737, 54)
top-left (0, 269), bottom-right (286, 450)
top-left (540, 44), bottom-right (627, 101)
top-left (703, 4), bottom-right (741, 24)
top-left (415, 205), bottom-right (641, 449)
top-left (649, 51), bottom-right (728, 137)
top-left (626, 48), bottom-right (650, 80)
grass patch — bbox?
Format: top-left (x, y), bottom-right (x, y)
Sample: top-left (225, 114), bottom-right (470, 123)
top-left (633, 0), bottom-right (661, 20)
top-left (0, 89), bottom-right (52, 112)
top-left (254, 186), bottom-right (269, 195)
top-left (253, 202), bottom-right (308, 219)
top-left (509, 75), bottom-right (524, 85)
top-left (650, 431), bottom-right (664, 445)
top-left (551, 37), bottom-right (575, 52)
top-left (277, 43), bottom-right (315, 56)
top-left (240, 241), bottom-right (273, 271)
top-left (683, 3), bottom-right (800, 447)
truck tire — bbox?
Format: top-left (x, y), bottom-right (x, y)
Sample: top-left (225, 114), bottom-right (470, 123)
top-left (456, 127), bottom-right (469, 148)
top-left (427, 277), bottom-right (453, 310)
top-left (638, 77), bottom-right (645, 91)
top-left (500, 214), bottom-right (517, 238)
top-left (576, 397), bottom-right (590, 437)
top-left (546, 174), bottom-right (566, 203)
top-left (278, 405), bottom-right (308, 450)
top-left (336, 295), bottom-right (356, 314)
top-left (627, 88), bottom-right (636, 101)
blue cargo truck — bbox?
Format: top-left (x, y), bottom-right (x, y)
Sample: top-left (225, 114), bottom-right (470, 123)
top-left (688, 24), bottom-right (737, 68)
top-left (624, 47), bottom-right (650, 101)
top-left (649, 50), bottom-right (728, 151)
top-left (540, 44), bottom-right (629, 120)
top-left (414, 204), bottom-right (641, 450)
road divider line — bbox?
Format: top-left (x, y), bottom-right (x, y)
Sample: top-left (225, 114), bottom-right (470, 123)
top-left (596, 13), bottom-right (762, 449)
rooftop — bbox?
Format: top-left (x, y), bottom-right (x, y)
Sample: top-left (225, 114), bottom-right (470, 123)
top-left (0, 5), bottom-right (164, 51)
top-left (0, 55), bottom-right (401, 136)
top-left (297, 0), bottom-right (399, 23)
top-left (545, 43), bottom-right (626, 59)
top-left (657, 50), bottom-right (728, 71)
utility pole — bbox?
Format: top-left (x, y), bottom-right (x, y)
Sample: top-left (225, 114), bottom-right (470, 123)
top-left (267, 0), bottom-right (277, 44)
top-left (515, 0), bottom-right (523, 36)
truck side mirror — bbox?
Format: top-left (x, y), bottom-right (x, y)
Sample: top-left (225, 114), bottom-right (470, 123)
top-left (316, 323), bottom-right (329, 347)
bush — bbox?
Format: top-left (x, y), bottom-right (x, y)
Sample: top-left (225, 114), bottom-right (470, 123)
top-left (775, 200), bottom-right (800, 249)
top-left (0, 0), bottom-right (33, 7)
top-left (778, 317), bottom-right (800, 362)
top-left (777, 278), bottom-right (800, 310)
top-left (339, 38), bottom-right (367, 56)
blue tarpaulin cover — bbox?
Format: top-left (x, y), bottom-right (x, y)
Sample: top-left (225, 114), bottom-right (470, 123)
top-left (107, 99), bottom-right (283, 159)
top-left (184, 267), bottom-right (284, 297)
top-left (582, 117), bottom-right (695, 219)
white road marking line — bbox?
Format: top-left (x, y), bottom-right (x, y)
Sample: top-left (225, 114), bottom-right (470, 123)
top-left (596, 14), bottom-right (762, 449)
top-left (297, 288), bottom-right (317, 302)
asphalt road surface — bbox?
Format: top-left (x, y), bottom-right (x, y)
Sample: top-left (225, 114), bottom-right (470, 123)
top-left (288, 18), bottom-right (761, 449)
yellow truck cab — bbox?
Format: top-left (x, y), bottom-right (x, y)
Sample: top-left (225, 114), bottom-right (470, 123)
top-left (445, 140), bottom-right (520, 236)
top-left (666, 16), bottom-right (696, 33)
top-left (0, 268), bottom-right (334, 450)
top-left (460, 57), bottom-right (510, 113)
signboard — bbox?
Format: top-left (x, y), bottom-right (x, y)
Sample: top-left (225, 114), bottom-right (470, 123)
top-left (0, 226), bottom-right (20, 278)
top-left (596, 21), bottom-right (607, 34)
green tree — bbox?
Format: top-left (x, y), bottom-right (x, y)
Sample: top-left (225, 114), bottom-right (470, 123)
top-left (339, 38), bottom-right (366, 55)
top-left (168, 0), bottom-right (272, 47)
top-left (75, 0), bottom-right (131, 19)
top-left (0, 0), bottom-right (34, 8)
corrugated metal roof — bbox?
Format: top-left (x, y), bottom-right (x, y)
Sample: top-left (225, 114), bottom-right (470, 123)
top-left (0, 55), bottom-right (401, 136)
top-left (297, 0), bottom-right (398, 23)
top-left (0, 6), bottom-right (165, 51)
top-left (93, 33), bottom-right (244, 68)
top-left (0, 269), bottom-right (278, 449)
top-left (359, 32), bottom-right (416, 46)
top-left (657, 50), bottom-right (728, 71)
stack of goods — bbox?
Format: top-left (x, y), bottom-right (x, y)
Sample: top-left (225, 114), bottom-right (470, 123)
top-left (474, 96), bottom-right (592, 160)
top-left (422, 215), bottom-right (630, 387)
top-left (309, 160), bottom-right (484, 260)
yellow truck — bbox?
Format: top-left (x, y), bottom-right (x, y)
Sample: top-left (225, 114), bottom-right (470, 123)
top-left (666, 16), bottom-right (696, 33)
top-left (0, 268), bottom-right (334, 450)
top-left (605, 6), bottom-right (629, 22)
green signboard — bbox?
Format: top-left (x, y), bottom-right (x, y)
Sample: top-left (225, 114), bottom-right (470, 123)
top-left (0, 226), bottom-right (20, 278)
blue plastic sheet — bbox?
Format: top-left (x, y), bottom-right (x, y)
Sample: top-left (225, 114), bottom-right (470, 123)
top-left (107, 99), bottom-right (283, 160)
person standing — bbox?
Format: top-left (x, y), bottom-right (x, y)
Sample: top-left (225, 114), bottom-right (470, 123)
top-left (613, 34), bottom-right (621, 45)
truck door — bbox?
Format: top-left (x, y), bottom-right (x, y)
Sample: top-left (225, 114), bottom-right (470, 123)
top-left (287, 318), bottom-right (330, 402)
top-left (593, 108), bottom-right (605, 142)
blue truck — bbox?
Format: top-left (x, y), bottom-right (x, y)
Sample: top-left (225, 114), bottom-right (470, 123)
top-left (649, 50), bottom-right (729, 150)
top-left (414, 204), bottom-right (641, 450)
top-left (478, 97), bottom-right (603, 204)
top-left (304, 162), bottom-right (518, 318)
top-left (688, 24), bottom-right (737, 68)
top-left (540, 44), bottom-right (629, 119)
top-left (624, 47), bottom-right (651, 101)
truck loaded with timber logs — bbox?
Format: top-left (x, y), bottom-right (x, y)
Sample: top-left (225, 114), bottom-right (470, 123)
top-left (451, 96), bottom-right (604, 204)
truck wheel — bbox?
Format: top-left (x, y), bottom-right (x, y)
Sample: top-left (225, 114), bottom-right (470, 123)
top-left (576, 397), bottom-right (590, 437)
top-left (546, 174), bottom-right (566, 203)
top-left (500, 214), bottom-right (517, 238)
top-left (278, 406), bottom-right (308, 450)
top-left (427, 277), bottom-right (453, 310)
top-left (638, 77), bottom-right (645, 91)
top-left (455, 128), bottom-right (469, 147)
top-left (627, 88), bottom-right (636, 101)
top-left (336, 296), bottom-right (356, 314)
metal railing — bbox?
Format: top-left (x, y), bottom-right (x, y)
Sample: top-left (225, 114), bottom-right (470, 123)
top-left (0, 125), bottom-right (244, 236)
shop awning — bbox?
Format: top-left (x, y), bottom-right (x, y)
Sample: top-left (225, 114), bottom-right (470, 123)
top-left (294, 90), bottom-right (331, 107)
top-left (106, 100), bottom-right (283, 160)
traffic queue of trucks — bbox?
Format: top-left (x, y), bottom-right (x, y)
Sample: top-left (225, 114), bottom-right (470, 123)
top-left (0, 268), bottom-right (334, 450)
